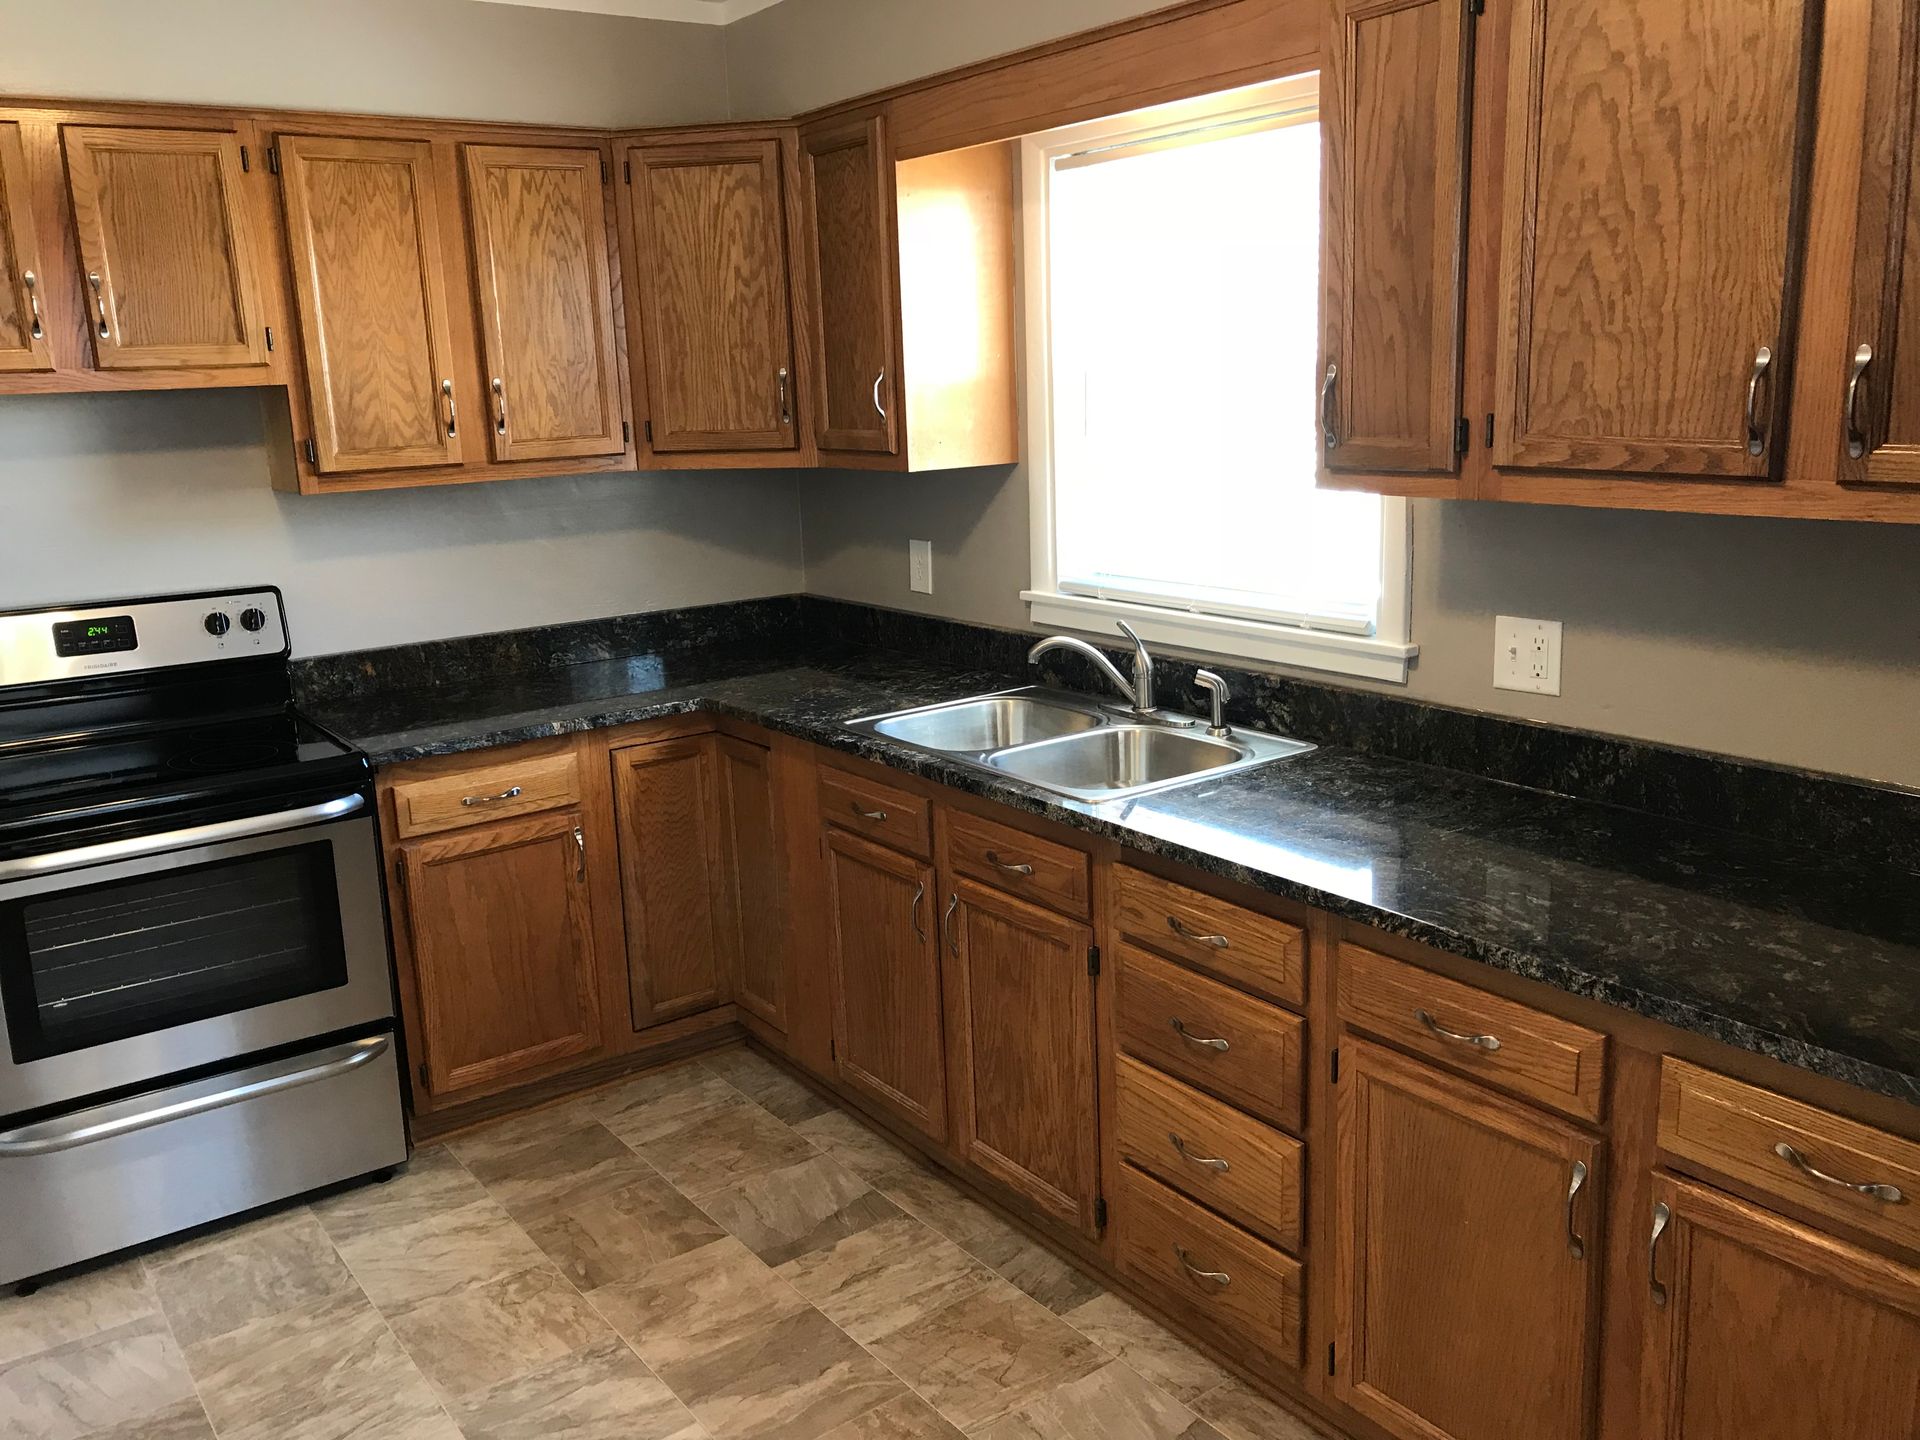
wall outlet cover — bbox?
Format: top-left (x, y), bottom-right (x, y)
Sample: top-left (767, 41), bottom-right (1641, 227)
top-left (908, 539), bottom-right (933, 595)
top-left (1494, 615), bottom-right (1563, 696)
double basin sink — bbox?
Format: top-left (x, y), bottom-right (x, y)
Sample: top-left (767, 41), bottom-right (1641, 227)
top-left (845, 687), bottom-right (1313, 804)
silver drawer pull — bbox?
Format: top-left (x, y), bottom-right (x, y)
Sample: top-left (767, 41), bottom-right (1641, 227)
top-left (1170, 1133), bottom-right (1230, 1172)
top-left (1173, 1244), bottom-right (1231, 1290)
top-left (852, 802), bottom-right (887, 821)
top-left (442, 377), bottom-right (458, 438)
top-left (1648, 1201), bottom-right (1671, 1308)
top-left (985, 850), bottom-right (1034, 876)
top-left (1565, 1160), bottom-right (1589, 1259)
top-left (1773, 1142), bottom-right (1906, 1204)
top-left (1745, 345), bottom-right (1774, 457)
top-left (88, 270), bottom-right (111, 339)
top-left (1414, 1008), bottom-right (1501, 1052)
top-left (911, 881), bottom-right (927, 941)
top-left (1168, 915), bottom-right (1229, 948)
top-left (492, 376), bottom-right (509, 436)
top-left (461, 785), bottom-right (523, 807)
top-left (1846, 343), bottom-right (1874, 459)
top-left (872, 368), bottom-right (887, 419)
top-left (572, 825), bottom-right (586, 881)
top-left (23, 269), bottom-right (42, 340)
top-left (1170, 1018), bottom-right (1229, 1053)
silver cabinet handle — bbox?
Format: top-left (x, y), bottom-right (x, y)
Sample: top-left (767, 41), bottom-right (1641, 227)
top-left (1170, 1018), bottom-right (1229, 1052)
top-left (87, 270), bottom-right (110, 340)
top-left (1321, 361), bottom-right (1339, 451)
top-left (1173, 1245), bottom-right (1231, 1290)
top-left (1565, 1160), bottom-right (1590, 1259)
top-left (442, 378), bottom-right (457, 438)
top-left (1846, 343), bottom-right (1874, 460)
top-left (22, 269), bottom-right (42, 340)
top-left (1170, 1133), bottom-right (1230, 1172)
top-left (984, 850), bottom-right (1033, 876)
top-left (572, 825), bottom-right (586, 881)
top-left (872, 368), bottom-right (887, 419)
top-left (1649, 1201), bottom-right (1671, 1307)
top-left (492, 377), bottom-right (508, 436)
top-left (461, 785), bottom-right (523, 807)
top-left (777, 366), bottom-right (791, 426)
top-left (0, 1036), bottom-right (390, 1156)
top-left (911, 881), bottom-right (927, 941)
top-left (1745, 345), bottom-right (1774, 457)
top-left (1168, 915), bottom-right (1229, 949)
top-left (943, 893), bottom-right (959, 956)
top-left (852, 802), bottom-right (887, 821)
top-left (1414, 1008), bottom-right (1501, 1052)
top-left (1773, 1141), bottom-right (1906, 1204)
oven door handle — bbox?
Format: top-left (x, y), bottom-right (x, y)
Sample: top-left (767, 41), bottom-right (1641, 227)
top-left (0, 1035), bottom-right (391, 1157)
top-left (0, 793), bottom-right (368, 883)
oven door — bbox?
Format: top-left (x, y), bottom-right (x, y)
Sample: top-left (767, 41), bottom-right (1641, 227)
top-left (0, 793), bottom-right (392, 1117)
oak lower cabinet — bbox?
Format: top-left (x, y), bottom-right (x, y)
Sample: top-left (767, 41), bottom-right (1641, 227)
top-left (393, 809), bottom-right (600, 1100)
top-left (1333, 1038), bottom-right (1603, 1440)
top-left (943, 875), bottom-right (1100, 1235)
top-left (612, 737), bottom-right (728, 1027)
top-left (1642, 1174), bottom-right (1920, 1439)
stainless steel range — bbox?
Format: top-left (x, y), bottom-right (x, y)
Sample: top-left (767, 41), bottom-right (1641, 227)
top-left (0, 588), bottom-right (406, 1288)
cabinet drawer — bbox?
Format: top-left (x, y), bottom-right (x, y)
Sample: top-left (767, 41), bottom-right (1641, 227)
top-left (819, 765), bottom-right (931, 858)
top-left (944, 808), bottom-right (1090, 918)
top-left (1117, 944), bottom-right (1304, 1133)
top-left (1116, 1163), bottom-right (1303, 1367)
top-left (1338, 944), bottom-right (1607, 1123)
top-left (1659, 1059), bottom-right (1920, 1256)
top-left (391, 751), bottom-right (581, 838)
top-left (1115, 1055), bottom-right (1303, 1253)
top-left (1114, 866), bottom-right (1305, 1008)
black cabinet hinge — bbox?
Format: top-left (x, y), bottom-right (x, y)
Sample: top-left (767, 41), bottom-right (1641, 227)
top-left (1087, 945), bottom-right (1101, 977)
top-left (1331, 1047), bottom-right (1340, 1085)
top-left (303, 438), bottom-right (318, 465)
top-left (643, 419), bottom-right (653, 444)
top-left (1467, 0), bottom-right (1484, 14)
top-left (1328, 1342), bottom-right (1337, 1375)
top-left (623, 159), bottom-right (632, 184)
top-left (1094, 1197), bottom-right (1109, 1231)
top-left (239, 144), bottom-right (250, 173)
top-left (266, 145), bottom-right (280, 176)
top-left (600, 157), bottom-right (609, 184)
top-left (264, 326), bottom-right (273, 353)
top-left (622, 419), bottom-right (631, 445)
top-left (417, 1062), bottom-right (430, 1089)
top-left (1485, 412), bottom-right (1496, 448)
top-left (1455, 416), bottom-right (1471, 455)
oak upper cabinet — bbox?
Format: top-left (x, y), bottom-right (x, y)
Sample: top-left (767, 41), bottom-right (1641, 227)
top-left (1642, 1175), bottom-right (1920, 1439)
top-left (1493, 0), bottom-right (1820, 480)
top-left (276, 134), bottom-right (462, 474)
top-left (0, 123), bottom-right (51, 374)
top-left (1333, 1038), bottom-right (1603, 1440)
top-left (943, 877), bottom-right (1100, 1235)
top-left (620, 132), bottom-right (802, 460)
top-left (463, 143), bottom-right (624, 464)
top-left (394, 810), bottom-right (600, 1100)
top-left (824, 827), bottom-right (948, 1142)
top-left (714, 735), bottom-right (787, 1030)
top-left (612, 737), bottom-right (728, 1028)
top-left (800, 113), bottom-right (897, 456)
top-left (1318, 0), bottom-right (1473, 482)
top-left (60, 125), bottom-right (272, 372)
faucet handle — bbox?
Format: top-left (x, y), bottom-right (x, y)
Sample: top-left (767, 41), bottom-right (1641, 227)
top-left (1195, 669), bottom-right (1230, 737)
top-left (1115, 620), bottom-right (1155, 712)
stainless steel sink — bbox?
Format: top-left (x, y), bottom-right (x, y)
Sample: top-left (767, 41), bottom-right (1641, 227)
top-left (871, 695), bottom-right (1101, 752)
top-left (989, 725), bottom-right (1245, 794)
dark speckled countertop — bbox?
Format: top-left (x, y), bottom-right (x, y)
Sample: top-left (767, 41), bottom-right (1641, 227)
top-left (307, 649), bottom-right (1920, 1108)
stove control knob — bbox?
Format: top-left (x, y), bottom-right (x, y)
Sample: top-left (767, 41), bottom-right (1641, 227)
top-left (204, 611), bottom-right (231, 637)
top-left (239, 607), bottom-right (268, 633)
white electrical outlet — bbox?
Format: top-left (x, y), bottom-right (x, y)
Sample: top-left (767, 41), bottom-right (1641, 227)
top-left (908, 539), bottom-right (934, 594)
top-left (1494, 615), bottom-right (1563, 696)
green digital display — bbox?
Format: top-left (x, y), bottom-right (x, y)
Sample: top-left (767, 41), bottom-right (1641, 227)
top-left (87, 624), bottom-right (111, 637)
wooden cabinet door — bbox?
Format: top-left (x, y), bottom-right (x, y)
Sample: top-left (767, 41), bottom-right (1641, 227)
top-left (1842, 0), bottom-right (1920, 485)
top-left (0, 122), bottom-right (52, 374)
top-left (1493, 0), bottom-right (1820, 478)
top-left (625, 138), bottom-right (797, 453)
top-left (1643, 1174), bottom-right (1920, 1439)
top-left (396, 810), bottom-right (600, 1099)
top-left (1319, 0), bottom-right (1473, 475)
top-left (60, 126), bottom-right (270, 371)
top-left (944, 877), bottom-right (1100, 1234)
top-left (1334, 1038), bottom-right (1603, 1440)
top-left (801, 113), bottom-right (898, 455)
top-left (277, 134), bottom-right (461, 473)
top-left (824, 827), bottom-right (946, 1141)
top-left (612, 737), bottom-right (727, 1028)
top-left (715, 735), bottom-right (786, 1029)
top-left (463, 143), bottom-right (624, 463)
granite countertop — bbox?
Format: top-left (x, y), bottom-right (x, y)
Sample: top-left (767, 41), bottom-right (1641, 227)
top-left (308, 651), bottom-right (1920, 1108)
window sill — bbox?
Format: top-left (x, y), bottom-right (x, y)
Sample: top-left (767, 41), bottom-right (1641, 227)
top-left (1021, 590), bottom-right (1418, 684)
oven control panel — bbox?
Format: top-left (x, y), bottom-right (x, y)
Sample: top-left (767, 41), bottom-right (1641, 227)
top-left (53, 614), bottom-right (139, 657)
top-left (0, 589), bottom-right (290, 685)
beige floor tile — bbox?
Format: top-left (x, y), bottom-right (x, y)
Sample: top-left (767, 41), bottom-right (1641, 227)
top-left (334, 1198), bottom-right (551, 1317)
top-left (520, 1171), bottom-right (728, 1292)
top-left (972, 1230), bottom-right (1105, 1317)
top-left (777, 1215), bottom-right (997, 1345)
top-left (0, 1260), bottom-right (157, 1367)
top-left (148, 1208), bottom-right (358, 1349)
top-left (973, 1359), bottom-right (1223, 1440)
top-left (446, 1334), bottom-right (705, 1440)
top-left (312, 1147), bottom-right (490, 1246)
top-left (655, 1304), bottom-right (902, 1440)
top-left (387, 1264), bottom-right (610, 1402)
top-left (704, 1047), bottom-right (836, 1125)
top-left (813, 1392), bottom-right (964, 1439)
top-left (699, 1154), bottom-right (900, 1267)
top-left (866, 1284), bottom-right (1105, 1432)
top-left (0, 1314), bottom-right (195, 1440)
top-left (878, 1167), bottom-right (1024, 1256)
top-left (591, 1063), bottom-right (754, 1148)
top-left (87, 1397), bottom-right (220, 1439)
top-left (1061, 1294), bottom-right (1228, 1405)
top-left (794, 1111), bottom-right (928, 1189)
top-left (636, 1103), bottom-right (820, 1200)
top-left (1191, 1380), bottom-right (1332, 1440)
top-left (588, 1236), bottom-right (807, 1374)
top-left (218, 1368), bottom-right (459, 1440)
top-left (451, 1119), bottom-right (655, 1225)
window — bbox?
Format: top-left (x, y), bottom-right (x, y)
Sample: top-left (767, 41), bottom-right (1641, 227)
top-left (1020, 76), bottom-right (1416, 682)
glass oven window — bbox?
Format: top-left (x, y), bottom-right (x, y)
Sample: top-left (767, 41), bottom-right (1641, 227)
top-left (1, 842), bottom-right (349, 1063)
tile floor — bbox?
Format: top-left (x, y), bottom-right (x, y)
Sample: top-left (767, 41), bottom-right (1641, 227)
top-left (0, 1046), bottom-right (1332, 1440)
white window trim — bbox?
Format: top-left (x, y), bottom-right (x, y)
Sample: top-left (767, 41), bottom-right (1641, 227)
top-left (1017, 79), bottom-right (1417, 686)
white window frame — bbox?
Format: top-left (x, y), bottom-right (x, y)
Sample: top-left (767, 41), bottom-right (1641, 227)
top-left (1018, 77), bottom-right (1417, 685)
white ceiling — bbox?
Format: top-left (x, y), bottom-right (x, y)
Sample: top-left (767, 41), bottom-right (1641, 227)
top-left (471, 0), bottom-right (789, 24)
